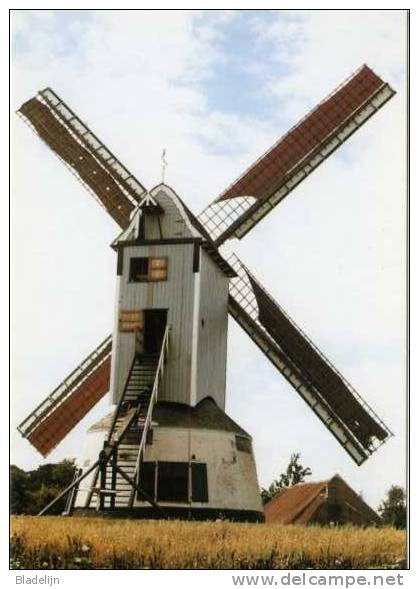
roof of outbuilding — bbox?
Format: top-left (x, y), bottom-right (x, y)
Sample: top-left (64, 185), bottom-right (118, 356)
top-left (264, 480), bottom-right (328, 525)
top-left (264, 474), bottom-right (381, 525)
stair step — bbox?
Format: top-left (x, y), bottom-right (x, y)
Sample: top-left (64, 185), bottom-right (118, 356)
top-left (116, 453), bottom-right (139, 459)
top-left (85, 342), bottom-right (165, 510)
top-left (118, 440), bottom-right (141, 445)
top-left (104, 482), bottom-right (134, 488)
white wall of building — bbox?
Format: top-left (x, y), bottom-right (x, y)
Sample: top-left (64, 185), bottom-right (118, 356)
top-left (194, 249), bottom-right (229, 409)
top-left (73, 429), bottom-right (107, 509)
top-left (111, 242), bottom-right (196, 405)
top-left (135, 426), bottom-right (262, 513)
top-left (110, 185), bottom-right (231, 409)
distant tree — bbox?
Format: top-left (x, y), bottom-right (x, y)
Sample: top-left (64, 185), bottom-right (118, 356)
top-left (261, 453), bottom-right (312, 505)
top-left (28, 459), bottom-right (76, 490)
top-left (28, 484), bottom-right (66, 515)
top-left (10, 459), bottom-right (77, 515)
top-left (10, 465), bottom-right (30, 514)
top-left (378, 485), bottom-right (407, 529)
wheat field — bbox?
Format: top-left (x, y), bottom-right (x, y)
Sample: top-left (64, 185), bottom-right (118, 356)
top-left (10, 516), bottom-right (406, 570)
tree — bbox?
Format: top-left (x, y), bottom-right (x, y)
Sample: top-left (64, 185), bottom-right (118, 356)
top-left (378, 485), bottom-right (407, 529)
top-left (10, 465), bottom-right (30, 514)
top-left (261, 453), bottom-right (312, 505)
top-left (10, 459), bottom-right (77, 515)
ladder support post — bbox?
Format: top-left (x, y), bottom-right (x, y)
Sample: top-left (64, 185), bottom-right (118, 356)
top-left (38, 460), bottom-right (99, 516)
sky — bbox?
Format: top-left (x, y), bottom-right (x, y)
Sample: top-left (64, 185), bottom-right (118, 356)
top-left (11, 9), bottom-right (407, 510)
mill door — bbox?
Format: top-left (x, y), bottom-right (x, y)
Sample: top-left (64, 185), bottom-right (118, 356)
top-left (144, 309), bottom-right (168, 355)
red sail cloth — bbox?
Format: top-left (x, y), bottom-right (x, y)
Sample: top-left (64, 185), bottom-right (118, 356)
top-left (28, 357), bottom-right (111, 456)
top-left (219, 66), bottom-right (384, 201)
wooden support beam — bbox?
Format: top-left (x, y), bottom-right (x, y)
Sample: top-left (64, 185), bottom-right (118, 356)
top-left (38, 460), bottom-right (99, 515)
top-left (111, 458), bottom-right (162, 513)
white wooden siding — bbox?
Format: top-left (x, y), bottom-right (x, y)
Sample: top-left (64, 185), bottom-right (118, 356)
top-left (195, 250), bottom-right (229, 409)
top-left (135, 426), bottom-right (262, 512)
top-left (110, 184), bottom-right (230, 408)
top-left (111, 243), bottom-right (196, 404)
top-left (144, 187), bottom-right (197, 240)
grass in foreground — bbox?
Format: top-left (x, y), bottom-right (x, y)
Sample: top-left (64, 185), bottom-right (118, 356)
top-left (10, 516), bottom-right (406, 570)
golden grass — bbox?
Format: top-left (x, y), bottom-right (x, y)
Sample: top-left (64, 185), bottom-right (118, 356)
top-left (10, 516), bottom-right (406, 570)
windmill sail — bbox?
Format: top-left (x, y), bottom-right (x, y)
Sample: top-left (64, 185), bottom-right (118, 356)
top-left (18, 335), bottom-right (112, 456)
top-left (199, 65), bottom-right (395, 245)
top-left (227, 255), bottom-right (391, 465)
top-left (18, 88), bottom-right (147, 229)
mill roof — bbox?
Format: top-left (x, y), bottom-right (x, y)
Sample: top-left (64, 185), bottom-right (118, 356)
top-left (89, 397), bottom-right (251, 438)
top-left (111, 183), bottom-right (236, 278)
top-left (152, 397), bottom-right (251, 437)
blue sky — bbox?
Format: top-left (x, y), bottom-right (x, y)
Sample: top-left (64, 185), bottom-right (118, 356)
top-left (11, 9), bottom-right (407, 509)
top-left (13, 10), bottom-right (88, 53)
top-left (197, 11), bottom-right (292, 118)
top-left (12, 10), bottom-right (317, 152)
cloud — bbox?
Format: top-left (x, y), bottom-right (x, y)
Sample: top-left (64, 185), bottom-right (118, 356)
top-left (257, 10), bottom-right (406, 118)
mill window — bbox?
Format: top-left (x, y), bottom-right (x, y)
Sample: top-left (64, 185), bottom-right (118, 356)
top-left (129, 257), bottom-right (168, 282)
top-left (157, 462), bottom-right (189, 502)
top-left (191, 462), bottom-right (208, 502)
top-left (235, 435), bottom-right (252, 453)
top-left (119, 309), bottom-right (143, 332)
top-left (129, 257), bottom-right (148, 281)
top-left (137, 461), bottom-right (209, 503)
top-left (139, 461), bottom-right (156, 499)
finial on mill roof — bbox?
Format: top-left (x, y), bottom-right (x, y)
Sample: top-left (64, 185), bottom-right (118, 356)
top-left (161, 148), bottom-right (168, 184)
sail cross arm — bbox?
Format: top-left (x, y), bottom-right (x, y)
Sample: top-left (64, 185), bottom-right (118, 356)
top-left (246, 272), bottom-right (391, 451)
top-left (226, 254), bottom-right (392, 464)
top-left (228, 296), bottom-right (370, 465)
top-left (38, 88), bottom-right (147, 203)
top-left (199, 65), bottom-right (395, 244)
top-left (18, 335), bottom-right (113, 457)
top-left (18, 96), bottom-right (138, 229)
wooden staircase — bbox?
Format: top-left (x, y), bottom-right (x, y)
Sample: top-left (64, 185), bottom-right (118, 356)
top-left (102, 365), bottom-right (156, 509)
top-left (36, 324), bottom-right (167, 516)
top-left (91, 328), bottom-right (169, 512)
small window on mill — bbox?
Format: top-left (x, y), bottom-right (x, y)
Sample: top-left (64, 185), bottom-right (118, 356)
top-left (235, 435), bottom-right (252, 453)
top-left (119, 309), bottom-right (143, 332)
top-left (129, 257), bottom-right (148, 282)
top-left (129, 257), bottom-right (168, 283)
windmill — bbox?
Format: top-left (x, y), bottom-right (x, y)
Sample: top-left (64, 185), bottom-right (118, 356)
top-left (16, 65), bottom-right (395, 520)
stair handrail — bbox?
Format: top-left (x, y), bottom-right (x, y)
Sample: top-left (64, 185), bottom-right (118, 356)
top-left (129, 324), bottom-right (170, 505)
top-left (106, 352), bottom-right (139, 443)
top-left (137, 324), bottom-right (170, 455)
